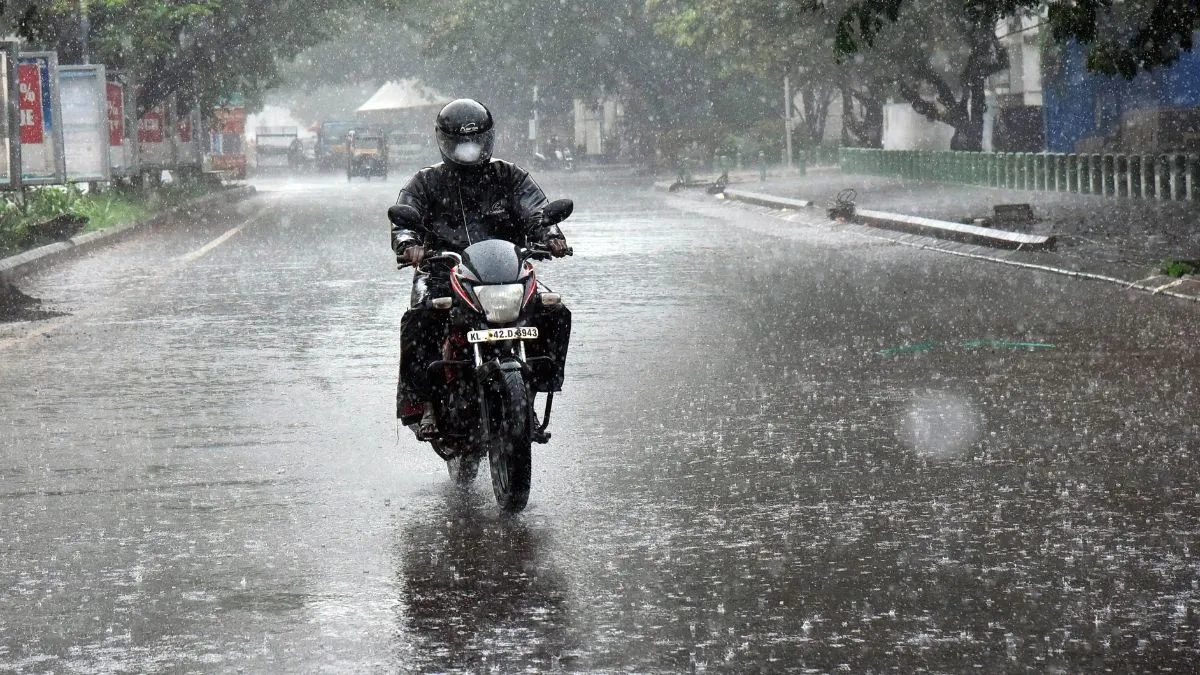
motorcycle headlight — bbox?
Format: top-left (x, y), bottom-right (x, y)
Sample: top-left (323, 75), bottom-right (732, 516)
top-left (473, 283), bottom-right (525, 323)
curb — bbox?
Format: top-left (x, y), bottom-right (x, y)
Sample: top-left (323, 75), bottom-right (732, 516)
top-left (723, 188), bottom-right (813, 210)
top-left (663, 184), bottom-right (1200, 303)
top-left (715, 186), bottom-right (1053, 251)
top-left (0, 185), bottom-right (257, 282)
top-left (854, 208), bottom-right (1055, 250)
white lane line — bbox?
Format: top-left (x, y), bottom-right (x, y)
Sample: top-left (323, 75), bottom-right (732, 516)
top-left (0, 200), bottom-right (277, 353)
top-left (176, 204), bottom-right (274, 262)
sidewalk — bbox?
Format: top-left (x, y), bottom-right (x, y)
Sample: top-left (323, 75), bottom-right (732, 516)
top-left (665, 167), bottom-right (1200, 303)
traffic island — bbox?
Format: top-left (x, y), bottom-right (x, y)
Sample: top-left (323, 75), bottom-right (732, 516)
top-left (852, 208), bottom-right (1057, 250)
top-left (715, 186), bottom-right (1055, 250)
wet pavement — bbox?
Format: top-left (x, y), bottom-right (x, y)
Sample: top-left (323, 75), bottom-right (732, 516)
top-left (1, 169), bottom-right (1199, 672)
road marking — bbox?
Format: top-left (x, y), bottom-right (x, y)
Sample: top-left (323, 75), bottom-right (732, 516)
top-left (0, 199), bottom-right (277, 353)
top-left (176, 203), bottom-right (274, 262)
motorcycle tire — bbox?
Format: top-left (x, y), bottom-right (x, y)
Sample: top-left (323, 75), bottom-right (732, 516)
top-left (489, 369), bottom-right (532, 513)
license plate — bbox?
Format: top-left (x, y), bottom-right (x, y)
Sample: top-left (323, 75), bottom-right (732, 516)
top-left (467, 327), bottom-right (539, 343)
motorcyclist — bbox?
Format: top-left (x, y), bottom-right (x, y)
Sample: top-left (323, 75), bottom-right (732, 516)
top-left (391, 98), bottom-right (572, 437)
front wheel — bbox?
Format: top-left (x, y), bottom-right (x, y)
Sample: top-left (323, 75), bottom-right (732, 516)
top-left (489, 369), bottom-right (532, 512)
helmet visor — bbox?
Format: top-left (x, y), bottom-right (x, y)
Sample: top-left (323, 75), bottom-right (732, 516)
top-left (438, 128), bottom-right (494, 167)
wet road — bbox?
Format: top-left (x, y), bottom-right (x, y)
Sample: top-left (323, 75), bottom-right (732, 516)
top-left (2, 169), bottom-right (1199, 672)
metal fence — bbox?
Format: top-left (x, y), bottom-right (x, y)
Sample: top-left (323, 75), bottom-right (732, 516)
top-left (839, 148), bottom-right (1200, 202)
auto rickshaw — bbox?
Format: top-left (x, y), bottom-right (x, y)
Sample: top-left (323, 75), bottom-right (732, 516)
top-left (346, 128), bottom-right (388, 181)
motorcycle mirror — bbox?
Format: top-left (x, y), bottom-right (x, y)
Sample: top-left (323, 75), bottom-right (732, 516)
top-left (543, 199), bottom-right (574, 225)
top-left (388, 204), bottom-right (422, 228)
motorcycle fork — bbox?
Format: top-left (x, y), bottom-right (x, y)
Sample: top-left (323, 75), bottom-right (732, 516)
top-left (469, 340), bottom-right (550, 442)
top-left (476, 340), bottom-right (553, 438)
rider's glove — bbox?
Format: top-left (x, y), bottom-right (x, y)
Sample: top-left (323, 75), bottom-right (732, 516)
top-left (398, 242), bottom-right (426, 266)
top-left (546, 237), bottom-right (570, 258)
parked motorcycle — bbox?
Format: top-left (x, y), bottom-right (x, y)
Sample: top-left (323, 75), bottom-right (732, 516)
top-left (389, 200), bottom-right (574, 512)
top-left (532, 146), bottom-right (575, 171)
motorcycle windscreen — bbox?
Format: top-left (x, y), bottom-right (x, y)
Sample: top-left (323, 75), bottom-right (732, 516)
top-left (460, 239), bottom-right (523, 283)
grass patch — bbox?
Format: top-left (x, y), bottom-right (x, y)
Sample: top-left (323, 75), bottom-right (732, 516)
top-left (1160, 257), bottom-right (1200, 278)
top-left (0, 182), bottom-right (217, 258)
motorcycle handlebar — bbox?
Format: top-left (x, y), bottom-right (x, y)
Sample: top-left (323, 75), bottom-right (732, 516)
top-left (396, 251), bottom-right (461, 271)
top-left (397, 245), bottom-right (573, 270)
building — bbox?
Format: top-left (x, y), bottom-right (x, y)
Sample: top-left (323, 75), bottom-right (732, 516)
top-left (1043, 38), bottom-right (1200, 154)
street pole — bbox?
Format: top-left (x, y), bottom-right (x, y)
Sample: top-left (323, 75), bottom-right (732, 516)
top-left (531, 84), bottom-right (538, 156)
top-left (784, 75), bottom-right (793, 173)
top-left (79, 0), bottom-right (90, 64)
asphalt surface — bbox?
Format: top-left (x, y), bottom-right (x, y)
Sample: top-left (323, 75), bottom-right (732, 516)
top-left (1, 168), bottom-right (1199, 672)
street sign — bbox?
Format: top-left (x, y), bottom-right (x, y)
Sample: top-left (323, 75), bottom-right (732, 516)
top-left (17, 51), bottom-right (66, 185)
top-left (59, 64), bottom-right (110, 182)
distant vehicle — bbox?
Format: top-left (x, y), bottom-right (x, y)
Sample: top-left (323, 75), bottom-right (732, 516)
top-left (347, 128), bottom-right (388, 181)
top-left (532, 137), bottom-right (575, 171)
top-left (287, 137), bottom-right (315, 172)
top-left (388, 130), bottom-right (432, 167)
top-left (254, 126), bottom-right (299, 171)
top-left (316, 119), bottom-right (357, 171)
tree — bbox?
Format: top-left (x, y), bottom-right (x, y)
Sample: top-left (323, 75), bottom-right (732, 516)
top-left (840, 0), bottom-right (1200, 79)
top-left (651, 0), bottom-right (889, 148)
top-left (658, 0), bottom-right (1022, 151)
top-left (394, 0), bottom-right (778, 164)
top-left (13, 1), bottom-right (387, 113)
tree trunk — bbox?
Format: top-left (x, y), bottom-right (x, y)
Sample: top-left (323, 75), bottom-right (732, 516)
top-left (948, 78), bottom-right (987, 151)
top-left (841, 86), bottom-right (883, 148)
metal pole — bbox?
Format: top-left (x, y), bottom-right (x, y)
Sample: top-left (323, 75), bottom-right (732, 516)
top-left (79, 0), bottom-right (90, 64)
top-left (784, 75), bottom-right (793, 172)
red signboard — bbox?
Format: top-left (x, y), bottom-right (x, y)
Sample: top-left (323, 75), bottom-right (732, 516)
top-left (106, 83), bottom-right (124, 146)
top-left (138, 106), bottom-right (165, 143)
top-left (177, 115), bottom-right (192, 143)
top-left (18, 63), bottom-right (43, 144)
top-left (214, 106), bottom-right (246, 134)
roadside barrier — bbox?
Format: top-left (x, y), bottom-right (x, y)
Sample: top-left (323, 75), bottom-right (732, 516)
top-left (839, 148), bottom-right (1200, 202)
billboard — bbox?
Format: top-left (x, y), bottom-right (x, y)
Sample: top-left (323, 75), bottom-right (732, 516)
top-left (59, 64), bottom-right (110, 182)
top-left (106, 80), bottom-right (132, 175)
top-left (18, 52), bottom-right (65, 184)
top-left (175, 105), bottom-right (202, 169)
top-left (210, 98), bottom-right (247, 178)
top-left (136, 87), bottom-right (172, 169)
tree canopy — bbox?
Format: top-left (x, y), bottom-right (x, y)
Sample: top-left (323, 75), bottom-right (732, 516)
top-left (838, 0), bottom-right (1200, 78)
top-left (9, 0), bottom-right (390, 112)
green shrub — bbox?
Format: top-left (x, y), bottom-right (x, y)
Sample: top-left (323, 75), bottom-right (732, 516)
top-left (1160, 258), bottom-right (1200, 277)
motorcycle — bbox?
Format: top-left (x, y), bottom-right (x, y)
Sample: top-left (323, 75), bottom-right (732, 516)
top-left (532, 147), bottom-right (575, 171)
top-left (389, 200), bottom-right (574, 513)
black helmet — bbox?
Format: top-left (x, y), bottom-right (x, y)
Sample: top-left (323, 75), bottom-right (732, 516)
top-left (436, 98), bottom-right (495, 167)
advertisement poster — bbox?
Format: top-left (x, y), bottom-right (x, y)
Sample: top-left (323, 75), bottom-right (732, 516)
top-left (136, 93), bottom-right (172, 168)
top-left (106, 81), bottom-right (130, 175)
top-left (176, 107), bottom-right (201, 169)
top-left (210, 96), bottom-right (246, 177)
top-left (17, 52), bottom-right (65, 184)
top-left (59, 65), bottom-right (110, 182)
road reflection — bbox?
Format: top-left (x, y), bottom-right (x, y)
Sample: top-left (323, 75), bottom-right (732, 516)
top-left (396, 485), bottom-right (575, 672)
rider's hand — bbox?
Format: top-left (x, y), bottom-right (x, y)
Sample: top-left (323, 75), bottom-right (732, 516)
top-left (400, 244), bottom-right (426, 266)
top-left (547, 238), bottom-right (570, 258)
